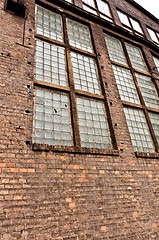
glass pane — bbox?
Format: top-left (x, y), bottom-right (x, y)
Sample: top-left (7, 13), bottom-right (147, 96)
top-left (117, 11), bottom-right (131, 27)
top-left (83, 4), bottom-right (97, 15)
top-left (100, 13), bottom-right (113, 22)
top-left (135, 73), bottom-right (159, 109)
top-left (36, 40), bottom-right (67, 86)
top-left (112, 65), bottom-right (140, 104)
top-left (153, 56), bottom-right (159, 72)
top-left (124, 107), bottom-right (154, 152)
top-left (67, 18), bottom-right (93, 53)
top-left (36, 5), bottom-right (63, 42)
top-left (130, 18), bottom-right (143, 34)
top-left (35, 90), bottom-right (73, 146)
top-left (149, 112), bottom-right (159, 144)
top-left (125, 43), bottom-right (148, 73)
top-left (105, 34), bottom-right (128, 65)
top-left (83, 0), bottom-right (96, 8)
top-left (97, 0), bottom-right (111, 18)
top-left (147, 28), bottom-right (159, 43)
top-left (77, 98), bottom-right (111, 149)
top-left (71, 52), bottom-right (101, 94)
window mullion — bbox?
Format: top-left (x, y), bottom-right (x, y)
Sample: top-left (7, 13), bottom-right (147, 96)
top-left (62, 14), bottom-right (81, 147)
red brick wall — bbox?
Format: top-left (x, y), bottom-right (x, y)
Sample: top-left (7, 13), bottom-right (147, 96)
top-left (0, 0), bottom-right (159, 239)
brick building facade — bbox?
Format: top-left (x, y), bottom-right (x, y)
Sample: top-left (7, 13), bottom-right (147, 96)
top-left (0, 0), bottom-right (159, 239)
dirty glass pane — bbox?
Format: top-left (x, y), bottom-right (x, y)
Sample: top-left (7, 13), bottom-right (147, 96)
top-left (130, 18), bottom-right (143, 34)
top-left (124, 107), bottom-right (154, 152)
top-left (112, 65), bottom-right (140, 104)
top-left (149, 112), bottom-right (159, 144)
top-left (117, 11), bottom-right (131, 27)
top-left (83, 0), bottom-right (96, 8)
top-left (147, 28), bottom-right (159, 43)
top-left (65, 0), bottom-right (72, 3)
top-left (97, 0), bottom-right (111, 18)
top-left (153, 56), bottom-right (159, 72)
top-left (77, 98), bottom-right (111, 149)
top-left (83, 4), bottom-right (97, 15)
top-left (36, 41), bottom-right (67, 86)
top-left (67, 18), bottom-right (93, 53)
top-left (36, 5), bottom-right (63, 42)
top-left (135, 73), bottom-right (159, 109)
top-left (71, 52), bottom-right (101, 94)
top-left (105, 34), bottom-right (128, 65)
top-left (125, 43), bottom-right (148, 73)
top-left (35, 90), bottom-right (73, 146)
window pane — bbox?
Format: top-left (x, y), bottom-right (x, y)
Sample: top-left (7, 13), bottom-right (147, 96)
top-left (65, 0), bottom-right (72, 2)
top-left (36, 41), bottom-right (67, 86)
top-left (153, 56), bottom-right (159, 72)
top-left (36, 5), bottom-right (63, 42)
top-left (149, 112), bottom-right (159, 144)
top-left (67, 18), bottom-right (93, 53)
top-left (77, 98), bottom-right (111, 149)
top-left (135, 73), bottom-right (159, 109)
top-left (147, 28), bottom-right (159, 43)
top-left (117, 11), bottom-right (131, 27)
top-left (83, 0), bottom-right (96, 8)
top-left (130, 18), bottom-right (143, 34)
top-left (125, 43), bottom-right (148, 73)
top-left (71, 52), bottom-right (101, 94)
top-left (97, 0), bottom-right (111, 18)
top-left (124, 108), bottom-right (154, 152)
top-left (83, 4), bottom-right (97, 15)
top-left (35, 90), bottom-right (73, 146)
top-left (112, 65), bottom-right (140, 104)
top-left (105, 34), bottom-right (128, 65)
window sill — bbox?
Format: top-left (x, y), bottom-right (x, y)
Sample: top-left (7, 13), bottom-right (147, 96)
top-left (33, 143), bottom-right (119, 156)
top-left (135, 152), bottom-right (159, 159)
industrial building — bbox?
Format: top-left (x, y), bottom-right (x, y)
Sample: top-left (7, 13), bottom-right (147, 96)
top-left (0, 0), bottom-right (159, 239)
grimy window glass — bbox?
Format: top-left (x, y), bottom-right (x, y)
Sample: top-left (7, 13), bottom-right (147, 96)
top-left (117, 10), bottom-right (144, 36)
top-left (153, 56), bottom-right (159, 72)
top-left (35, 4), bottom-right (112, 150)
top-left (105, 34), bottom-right (159, 153)
top-left (147, 27), bottom-right (159, 44)
top-left (82, 0), bottom-right (113, 22)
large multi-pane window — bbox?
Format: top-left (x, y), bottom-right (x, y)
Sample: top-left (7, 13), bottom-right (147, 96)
top-left (34, 4), bottom-right (112, 150)
top-left (147, 27), bottom-right (159, 45)
top-left (105, 34), bottom-right (159, 153)
top-left (117, 10), bottom-right (144, 37)
top-left (82, 0), bottom-right (113, 22)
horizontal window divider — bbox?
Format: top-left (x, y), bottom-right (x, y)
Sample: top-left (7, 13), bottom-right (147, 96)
top-left (75, 89), bottom-right (104, 100)
top-left (146, 106), bottom-right (159, 113)
top-left (34, 80), bottom-right (70, 93)
top-left (33, 143), bottom-right (119, 156)
top-left (122, 101), bottom-right (143, 109)
top-left (111, 61), bottom-right (129, 69)
top-left (134, 69), bottom-right (151, 77)
top-left (122, 101), bottom-right (159, 113)
top-left (35, 34), bottom-right (65, 47)
top-left (69, 46), bottom-right (96, 57)
top-left (135, 152), bottom-right (159, 158)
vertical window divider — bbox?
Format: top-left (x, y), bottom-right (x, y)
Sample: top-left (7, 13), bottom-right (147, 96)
top-left (62, 14), bottom-right (81, 147)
